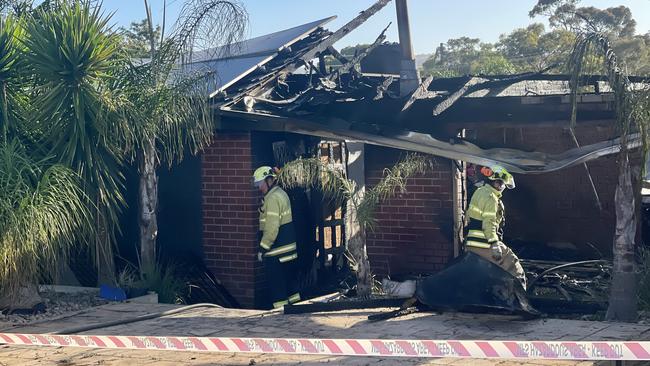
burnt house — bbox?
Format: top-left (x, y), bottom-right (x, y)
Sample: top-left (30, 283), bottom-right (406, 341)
top-left (152, 4), bottom-right (643, 309)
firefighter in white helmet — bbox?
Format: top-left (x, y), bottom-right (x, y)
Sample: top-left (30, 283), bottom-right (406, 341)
top-left (253, 166), bottom-right (300, 308)
top-left (464, 165), bottom-right (527, 288)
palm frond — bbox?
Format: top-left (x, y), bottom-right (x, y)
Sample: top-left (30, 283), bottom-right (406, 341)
top-left (0, 140), bottom-right (91, 306)
top-left (569, 32), bottom-right (650, 153)
top-left (25, 1), bottom-right (126, 172)
top-left (277, 157), bottom-right (348, 206)
top-left (116, 0), bottom-right (247, 167)
top-left (159, 0), bottom-right (247, 67)
top-left (22, 1), bottom-right (127, 274)
top-left (278, 153), bottom-right (435, 231)
top-left (358, 154), bottom-right (435, 231)
top-left (0, 15), bottom-right (27, 143)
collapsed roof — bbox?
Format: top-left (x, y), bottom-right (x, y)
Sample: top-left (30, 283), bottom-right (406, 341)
top-left (185, 16), bottom-right (335, 96)
top-left (206, 0), bottom-right (646, 174)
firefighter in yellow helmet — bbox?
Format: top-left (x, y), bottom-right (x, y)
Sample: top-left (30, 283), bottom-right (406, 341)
top-left (253, 166), bottom-right (301, 309)
top-left (464, 165), bottom-right (527, 288)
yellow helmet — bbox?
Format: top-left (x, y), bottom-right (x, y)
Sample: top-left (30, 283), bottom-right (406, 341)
top-left (253, 166), bottom-right (276, 184)
top-left (480, 165), bottom-right (515, 189)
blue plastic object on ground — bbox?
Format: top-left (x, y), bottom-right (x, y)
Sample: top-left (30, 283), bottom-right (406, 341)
top-left (99, 285), bottom-right (126, 301)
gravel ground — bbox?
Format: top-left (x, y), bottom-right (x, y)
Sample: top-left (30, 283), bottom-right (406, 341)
top-left (0, 290), bottom-right (108, 324)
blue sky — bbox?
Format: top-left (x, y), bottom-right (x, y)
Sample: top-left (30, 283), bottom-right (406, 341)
top-left (103, 0), bottom-right (650, 55)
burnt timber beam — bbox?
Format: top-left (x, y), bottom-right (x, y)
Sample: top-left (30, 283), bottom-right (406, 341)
top-left (431, 65), bottom-right (561, 116)
top-left (476, 73), bottom-right (648, 84)
top-left (218, 112), bottom-right (615, 131)
top-left (296, 0), bottom-right (392, 68)
top-left (432, 77), bottom-right (486, 116)
top-left (215, 108), bottom-right (639, 174)
top-left (326, 23), bottom-right (390, 82)
top-left (421, 74), bottom-right (648, 94)
top-left (401, 75), bottom-right (434, 112)
top-left (318, 54), bottom-right (327, 75)
top-left (242, 0), bottom-right (392, 99)
top-left (326, 46), bottom-right (349, 64)
top-left (245, 24), bottom-right (391, 111)
top-left (218, 29), bottom-right (332, 107)
top-left (435, 119), bottom-right (615, 129)
top-left (374, 75), bottom-right (394, 100)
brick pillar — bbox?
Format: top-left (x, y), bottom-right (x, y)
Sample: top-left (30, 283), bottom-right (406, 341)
top-left (201, 132), bottom-right (260, 307)
top-left (365, 145), bottom-right (454, 276)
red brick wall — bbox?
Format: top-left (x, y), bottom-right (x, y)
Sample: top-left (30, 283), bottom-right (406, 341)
top-left (201, 132), bottom-right (260, 308)
top-left (470, 124), bottom-right (633, 258)
top-left (365, 145), bottom-right (455, 276)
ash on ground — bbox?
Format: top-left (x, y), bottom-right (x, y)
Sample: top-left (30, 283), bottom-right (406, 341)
top-left (0, 291), bottom-right (107, 324)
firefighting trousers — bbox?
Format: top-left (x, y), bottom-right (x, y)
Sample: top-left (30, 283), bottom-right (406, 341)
top-left (263, 255), bottom-right (301, 309)
top-left (466, 241), bottom-right (527, 289)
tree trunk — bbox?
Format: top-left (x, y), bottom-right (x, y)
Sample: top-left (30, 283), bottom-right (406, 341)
top-left (347, 209), bottom-right (372, 297)
top-left (344, 142), bottom-right (372, 297)
top-left (606, 151), bottom-right (638, 322)
top-left (96, 207), bottom-right (116, 285)
top-left (138, 138), bottom-right (158, 276)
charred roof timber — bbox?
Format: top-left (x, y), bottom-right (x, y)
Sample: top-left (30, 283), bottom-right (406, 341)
top-left (221, 0), bottom-right (393, 107)
top-left (209, 0), bottom-right (649, 174)
top-left (296, 0), bottom-right (392, 70)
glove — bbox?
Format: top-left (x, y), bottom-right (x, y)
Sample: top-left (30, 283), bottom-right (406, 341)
top-left (257, 252), bottom-right (264, 262)
top-left (490, 242), bottom-right (504, 261)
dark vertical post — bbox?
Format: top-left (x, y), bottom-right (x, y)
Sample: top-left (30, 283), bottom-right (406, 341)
top-left (395, 0), bottom-right (420, 96)
top-left (452, 129), bottom-right (467, 258)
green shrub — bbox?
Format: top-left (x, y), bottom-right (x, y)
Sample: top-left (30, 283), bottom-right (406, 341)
top-left (117, 261), bottom-right (186, 304)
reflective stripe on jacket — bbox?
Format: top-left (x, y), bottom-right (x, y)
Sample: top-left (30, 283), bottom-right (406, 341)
top-left (465, 185), bottom-right (505, 248)
top-left (259, 186), bottom-right (297, 261)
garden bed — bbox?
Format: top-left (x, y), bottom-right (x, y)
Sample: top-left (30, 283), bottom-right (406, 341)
top-left (0, 287), bottom-right (107, 324)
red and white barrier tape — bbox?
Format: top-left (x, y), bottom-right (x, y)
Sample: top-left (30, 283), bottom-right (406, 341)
top-left (0, 333), bottom-right (648, 360)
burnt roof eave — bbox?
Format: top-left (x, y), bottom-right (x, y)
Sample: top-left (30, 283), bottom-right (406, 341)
top-left (215, 107), bottom-right (637, 175)
top-left (223, 93), bottom-right (617, 130)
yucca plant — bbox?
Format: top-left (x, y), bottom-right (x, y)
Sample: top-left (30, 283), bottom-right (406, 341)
top-left (569, 33), bottom-right (650, 322)
top-left (0, 16), bottom-right (26, 144)
top-left (1, 0), bottom-right (247, 284)
top-left (117, 0), bottom-right (246, 277)
top-left (279, 153), bottom-right (434, 296)
top-left (0, 140), bottom-right (90, 308)
top-left (20, 1), bottom-right (128, 284)
top-left (0, 3), bottom-right (94, 308)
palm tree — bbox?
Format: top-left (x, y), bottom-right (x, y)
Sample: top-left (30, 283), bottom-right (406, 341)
top-left (278, 154), bottom-right (434, 297)
top-left (22, 1), bottom-right (129, 284)
top-left (569, 33), bottom-right (650, 322)
top-left (119, 0), bottom-right (246, 276)
top-left (3, 0), bottom-right (246, 284)
top-left (0, 11), bottom-right (92, 308)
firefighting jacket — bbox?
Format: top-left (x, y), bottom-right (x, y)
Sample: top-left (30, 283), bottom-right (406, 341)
top-left (465, 184), bottom-right (505, 249)
top-left (259, 186), bottom-right (297, 262)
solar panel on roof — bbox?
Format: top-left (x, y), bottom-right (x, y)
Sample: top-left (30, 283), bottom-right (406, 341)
top-left (181, 55), bottom-right (273, 94)
top-left (191, 16), bottom-right (335, 63)
top-left (178, 16), bottom-right (335, 96)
